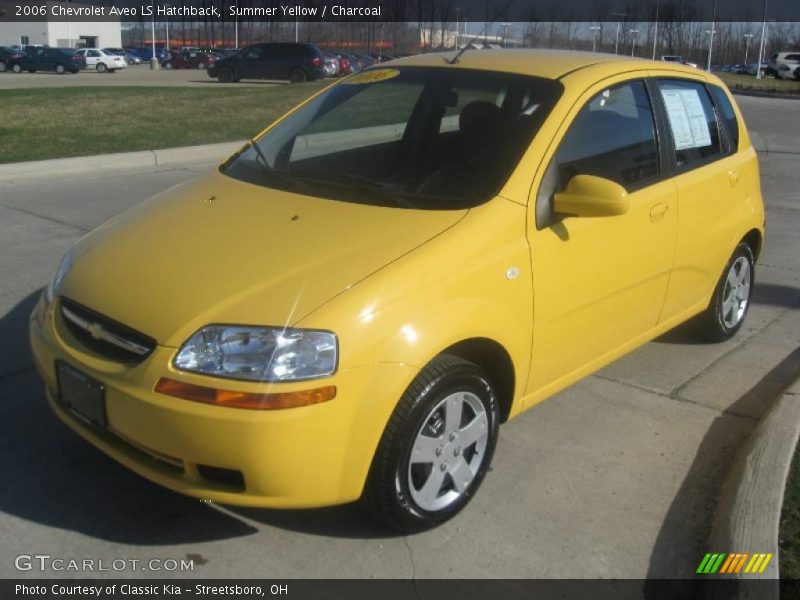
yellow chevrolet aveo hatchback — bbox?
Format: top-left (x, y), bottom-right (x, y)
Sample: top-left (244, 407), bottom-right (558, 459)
top-left (30, 50), bottom-right (764, 530)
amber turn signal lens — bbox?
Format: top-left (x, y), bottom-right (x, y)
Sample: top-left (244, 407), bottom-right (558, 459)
top-left (155, 378), bottom-right (336, 410)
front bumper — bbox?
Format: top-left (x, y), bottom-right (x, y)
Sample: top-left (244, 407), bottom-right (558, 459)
top-left (30, 296), bottom-right (415, 508)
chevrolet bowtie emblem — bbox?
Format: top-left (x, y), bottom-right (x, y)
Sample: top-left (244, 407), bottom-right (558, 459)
top-left (87, 322), bottom-right (104, 340)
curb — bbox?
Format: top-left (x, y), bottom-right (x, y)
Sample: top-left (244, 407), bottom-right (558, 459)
top-left (707, 363), bottom-right (800, 590)
top-left (730, 88), bottom-right (800, 101)
top-left (0, 140), bottom-right (246, 184)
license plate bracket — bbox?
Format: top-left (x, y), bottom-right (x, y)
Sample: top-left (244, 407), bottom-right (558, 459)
top-left (56, 360), bottom-right (107, 428)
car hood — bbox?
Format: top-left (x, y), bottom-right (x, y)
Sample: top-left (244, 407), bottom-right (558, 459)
top-left (61, 171), bottom-right (466, 347)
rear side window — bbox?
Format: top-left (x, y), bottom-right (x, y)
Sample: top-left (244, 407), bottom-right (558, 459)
top-left (554, 80), bottom-right (659, 191)
top-left (657, 79), bottom-right (723, 169)
top-left (708, 84), bottom-right (739, 150)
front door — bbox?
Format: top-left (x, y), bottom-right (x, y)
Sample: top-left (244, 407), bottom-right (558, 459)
top-left (526, 77), bottom-right (677, 399)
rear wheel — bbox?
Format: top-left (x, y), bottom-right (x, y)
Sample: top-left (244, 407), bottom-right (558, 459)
top-left (217, 67), bottom-right (234, 83)
top-left (11, 63), bottom-right (22, 73)
top-left (0, 61), bottom-right (7, 72)
top-left (698, 243), bottom-right (755, 342)
top-left (96, 62), bottom-right (107, 73)
top-left (55, 64), bottom-right (66, 74)
top-left (197, 62), bottom-right (206, 69)
top-left (289, 68), bottom-right (307, 83)
top-left (363, 355), bottom-right (499, 531)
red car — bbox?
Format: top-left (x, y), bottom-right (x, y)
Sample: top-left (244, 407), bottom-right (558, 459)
top-left (161, 50), bottom-right (217, 70)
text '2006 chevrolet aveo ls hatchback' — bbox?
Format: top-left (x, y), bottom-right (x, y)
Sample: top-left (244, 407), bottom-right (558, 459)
top-left (30, 50), bottom-right (764, 531)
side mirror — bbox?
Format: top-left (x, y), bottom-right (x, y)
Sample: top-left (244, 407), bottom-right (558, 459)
top-left (553, 174), bottom-right (630, 218)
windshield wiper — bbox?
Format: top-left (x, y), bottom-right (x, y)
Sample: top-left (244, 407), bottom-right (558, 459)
top-left (248, 141), bottom-right (309, 193)
top-left (286, 171), bottom-right (417, 208)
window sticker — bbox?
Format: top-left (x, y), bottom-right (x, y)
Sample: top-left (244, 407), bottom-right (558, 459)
top-left (661, 88), bottom-right (712, 150)
top-left (342, 68), bottom-right (400, 85)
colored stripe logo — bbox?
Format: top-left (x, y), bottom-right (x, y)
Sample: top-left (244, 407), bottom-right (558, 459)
top-left (696, 553), bottom-right (773, 574)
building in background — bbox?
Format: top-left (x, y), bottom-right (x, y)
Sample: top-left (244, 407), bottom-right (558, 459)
top-left (0, 1), bottom-right (121, 48)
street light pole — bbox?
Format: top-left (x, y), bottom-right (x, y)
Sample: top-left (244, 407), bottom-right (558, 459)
top-left (590, 25), bottom-right (600, 52)
top-left (652, 0), bottom-right (660, 60)
top-left (150, 1), bottom-right (158, 70)
top-left (756, 0), bottom-right (769, 79)
top-left (610, 12), bottom-right (626, 55)
top-left (235, 0), bottom-right (239, 49)
top-left (743, 33), bottom-right (753, 64)
top-left (629, 29), bottom-right (639, 57)
top-left (706, 0), bottom-right (717, 72)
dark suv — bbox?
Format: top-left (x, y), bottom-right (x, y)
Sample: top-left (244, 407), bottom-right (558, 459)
top-left (9, 47), bottom-right (86, 74)
top-left (208, 43), bottom-right (325, 83)
top-left (0, 46), bottom-right (27, 72)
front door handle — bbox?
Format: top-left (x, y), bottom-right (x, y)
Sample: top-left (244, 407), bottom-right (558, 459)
top-left (650, 202), bottom-right (669, 223)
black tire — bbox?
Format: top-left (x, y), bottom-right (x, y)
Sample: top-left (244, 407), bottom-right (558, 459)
top-left (217, 67), bottom-right (234, 83)
top-left (697, 243), bottom-right (755, 342)
top-left (363, 355), bottom-right (499, 532)
top-left (55, 64), bottom-right (66, 74)
top-left (11, 63), bottom-right (22, 73)
top-left (289, 68), bottom-right (307, 83)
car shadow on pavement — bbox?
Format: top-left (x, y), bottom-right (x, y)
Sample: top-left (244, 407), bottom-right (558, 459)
top-left (643, 342), bottom-right (800, 594)
top-left (652, 282), bottom-right (800, 345)
top-left (0, 291), bottom-right (258, 546)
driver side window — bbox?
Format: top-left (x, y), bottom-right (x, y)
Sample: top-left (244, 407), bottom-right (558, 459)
top-left (536, 80), bottom-right (659, 229)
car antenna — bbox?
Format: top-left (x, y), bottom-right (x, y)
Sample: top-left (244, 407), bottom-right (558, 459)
top-left (449, 0), bottom-right (517, 65)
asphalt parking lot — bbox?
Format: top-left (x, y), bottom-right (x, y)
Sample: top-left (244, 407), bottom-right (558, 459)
top-left (0, 95), bottom-right (798, 579)
top-left (0, 65), bottom-right (282, 88)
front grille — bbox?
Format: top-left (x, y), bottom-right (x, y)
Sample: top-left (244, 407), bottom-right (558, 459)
top-left (59, 297), bottom-right (156, 363)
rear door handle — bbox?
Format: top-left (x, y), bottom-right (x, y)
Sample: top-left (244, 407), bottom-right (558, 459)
top-left (650, 202), bottom-right (669, 223)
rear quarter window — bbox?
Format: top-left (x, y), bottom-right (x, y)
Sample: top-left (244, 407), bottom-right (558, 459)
top-left (708, 84), bottom-right (740, 151)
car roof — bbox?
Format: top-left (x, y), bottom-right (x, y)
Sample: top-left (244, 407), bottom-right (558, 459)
top-left (389, 49), bottom-right (700, 80)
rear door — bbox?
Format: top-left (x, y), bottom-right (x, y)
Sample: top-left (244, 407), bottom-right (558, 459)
top-left (238, 45), bottom-right (265, 79)
top-left (651, 75), bottom-right (748, 323)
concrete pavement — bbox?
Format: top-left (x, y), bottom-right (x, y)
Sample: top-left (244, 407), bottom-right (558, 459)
top-left (0, 95), bottom-right (798, 580)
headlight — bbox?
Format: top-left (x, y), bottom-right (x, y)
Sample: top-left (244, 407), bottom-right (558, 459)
top-left (44, 248), bottom-right (74, 305)
top-left (174, 326), bottom-right (338, 382)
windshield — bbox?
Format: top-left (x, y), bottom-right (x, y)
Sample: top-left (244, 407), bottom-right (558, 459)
top-left (222, 66), bottom-right (562, 209)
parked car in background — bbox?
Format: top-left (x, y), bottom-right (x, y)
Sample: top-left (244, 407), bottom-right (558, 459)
top-left (744, 63), bottom-right (768, 76)
top-left (776, 63), bottom-right (800, 81)
top-left (661, 55), bottom-right (698, 68)
top-left (333, 53), bottom-right (352, 75)
top-left (74, 48), bottom-right (127, 73)
top-left (323, 51), bottom-right (340, 77)
top-left (124, 46), bottom-right (170, 62)
top-left (0, 46), bottom-right (27, 72)
top-left (8, 47), bottom-right (85, 74)
top-left (103, 47), bottom-right (141, 65)
top-left (208, 42), bottom-right (325, 83)
top-left (161, 49), bottom-right (217, 70)
top-left (766, 51), bottom-right (800, 77)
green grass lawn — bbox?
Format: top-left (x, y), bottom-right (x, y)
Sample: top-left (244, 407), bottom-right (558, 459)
top-left (717, 72), bottom-right (800, 95)
top-left (0, 83), bottom-right (327, 164)
top-left (780, 444), bottom-right (800, 578)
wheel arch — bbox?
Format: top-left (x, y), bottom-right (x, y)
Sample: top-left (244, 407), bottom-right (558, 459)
top-left (438, 337), bottom-right (516, 424)
top-left (740, 228), bottom-right (762, 262)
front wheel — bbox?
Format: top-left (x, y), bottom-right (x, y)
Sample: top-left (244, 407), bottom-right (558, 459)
top-left (363, 355), bottom-right (499, 531)
top-left (698, 243), bottom-right (755, 342)
top-left (217, 67), bottom-right (234, 83)
top-left (288, 68), bottom-right (307, 83)
top-left (0, 61), bottom-right (7, 72)
top-left (11, 63), bottom-right (23, 73)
